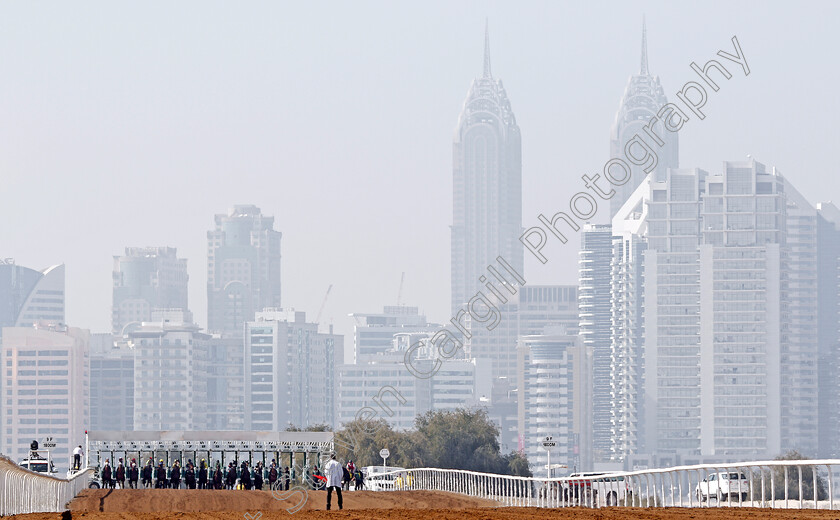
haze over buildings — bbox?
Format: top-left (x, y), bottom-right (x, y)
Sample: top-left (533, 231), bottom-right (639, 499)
top-left (1, 3), bottom-right (840, 476)
top-left (112, 247), bottom-right (189, 334)
top-left (0, 262), bottom-right (65, 333)
top-left (207, 205), bottom-right (282, 336)
top-left (450, 24), bottom-right (523, 317)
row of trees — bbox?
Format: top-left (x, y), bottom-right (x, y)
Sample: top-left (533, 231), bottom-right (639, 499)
top-left (291, 408), bottom-right (531, 477)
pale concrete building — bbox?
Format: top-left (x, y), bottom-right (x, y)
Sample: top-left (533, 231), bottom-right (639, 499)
top-left (89, 333), bottom-right (134, 432)
top-left (350, 306), bottom-right (438, 363)
top-left (0, 262), bottom-right (65, 333)
top-left (207, 205), bottom-right (282, 336)
top-left (244, 309), bottom-right (342, 430)
top-left (338, 333), bottom-right (491, 431)
top-left (1, 324), bottom-right (89, 472)
top-left (517, 332), bottom-right (592, 475)
top-left (610, 159), bottom-right (820, 466)
top-left (201, 335), bottom-right (245, 431)
top-left (112, 247), bottom-right (188, 334)
top-left (579, 224), bottom-right (615, 463)
top-left (128, 318), bottom-right (206, 431)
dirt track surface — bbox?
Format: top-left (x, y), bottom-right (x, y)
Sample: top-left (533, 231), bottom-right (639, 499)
top-left (7, 490), bottom-right (840, 520)
top-left (66, 489), bottom-right (497, 513)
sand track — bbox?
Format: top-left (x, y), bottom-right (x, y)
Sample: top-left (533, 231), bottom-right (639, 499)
top-left (67, 489), bottom-right (497, 513)
top-left (7, 490), bottom-right (840, 519)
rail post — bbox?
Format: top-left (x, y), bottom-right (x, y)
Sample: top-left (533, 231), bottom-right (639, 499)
top-left (799, 465), bottom-right (804, 510)
top-left (785, 465), bottom-right (789, 508)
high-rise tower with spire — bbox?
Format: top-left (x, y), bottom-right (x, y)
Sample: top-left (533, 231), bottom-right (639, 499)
top-left (451, 22), bottom-right (523, 316)
top-left (581, 20), bottom-right (679, 463)
top-left (609, 19), bottom-right (679, 218)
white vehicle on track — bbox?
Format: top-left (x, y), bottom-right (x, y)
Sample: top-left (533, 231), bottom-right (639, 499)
top-left (18, 453), bottom-right (57, 477)
top-left (18, 441), bottom-right (59, 478)
top-left (561, 472), bottom-right (631, 506)
top-left (696, 471), bottom-right (750, 502)
top-left (363, 466), bottom-right (407, 491)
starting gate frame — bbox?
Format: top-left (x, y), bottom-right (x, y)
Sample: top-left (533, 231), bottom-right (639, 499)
top-left (86, 430), bottom-right (335, 472)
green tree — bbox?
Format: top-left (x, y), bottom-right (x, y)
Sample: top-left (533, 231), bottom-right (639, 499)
top-left (334, 408), bottom-right (530, 475)
top-left (412, 408), bottom-right (528, 475)
top-left (758, 450), bottom-right (828, 501)
top-left (504, 450), bottom-right (533, 477)
top-left (333, 417), bottom-right (402, 467)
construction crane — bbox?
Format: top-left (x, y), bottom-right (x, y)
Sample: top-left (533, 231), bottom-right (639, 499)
top-left (315, 284), bottom-right (333, 330)
top-left (397, 272), bottom-right (405, 306)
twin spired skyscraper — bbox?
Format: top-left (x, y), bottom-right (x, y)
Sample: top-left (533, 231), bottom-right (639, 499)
top-left (451, 24), bottom-right (524, 316)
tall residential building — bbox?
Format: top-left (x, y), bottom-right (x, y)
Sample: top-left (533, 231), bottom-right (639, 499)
top-left (778, 179), bottom-right (818, 455)
top-left (338, 334), bottom-right (491, 431)
top-left (128, 316), bottom-right (206, 431)
top-left (609, 21), bottom-right (678, 217)
top-left (112, 247), bottom-right (189, 334)
top-left (578, 224), bottom-right (614, 463)
top-left (517, 332), bottom-right (592, 475)
top-left (816, 202), bottom-right (840, 457)
top-left (1, 324), bottom-right (89, 472)
top-left (207, 205), bottom-right (282, 336)
top-left (350, 306), bottom-right (438, 363)
top-left (244, 309), bottom-right (342, 430)
top-left (89, 333), bottom-right (134, 432)
top-left (464, 285), bottom-right (578, 451)
top-left (610, 159), bottom-right (820, 465)
top-left (0, 262), bottom-right (65, 333)
top-left (451, 23), bottom-right (523, 315)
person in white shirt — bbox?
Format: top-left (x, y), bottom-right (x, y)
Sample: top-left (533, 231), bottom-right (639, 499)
top-left (72, 445), bottom-right (83, 471)
top-left (324, 452), bottom-right (344, 510)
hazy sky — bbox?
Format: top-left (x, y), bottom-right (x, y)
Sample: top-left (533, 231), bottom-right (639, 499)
top-left (1, 1), bottom-right (837, 356)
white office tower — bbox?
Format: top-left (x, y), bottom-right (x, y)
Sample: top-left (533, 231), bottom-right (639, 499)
top-left (1, 324), bottom-right (89, 471)
top-left (578, 224), bottom-right (614, 463)
top-left (244, 309), bottom-right (343, 430)
top-left (207, 205), bottom-right (282, 336)
top-left (127, 316), bottom-right (206, 431)
top-left (451, 23), bottom-right (523, 316)
top-left (337, 332), bottom-right (491, 431)
top-left (609, 20), bottom-right (678, 218)
top-left (517, 331), bottom-right (592, 475)
top-left (112, 247), bottom-right (189, 334)
top-left (350, 306), bottom-right (438, 363)
top-left (611, 159), bottom-right (819, 465)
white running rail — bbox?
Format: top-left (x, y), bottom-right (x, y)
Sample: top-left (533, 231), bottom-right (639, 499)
top-left (0, 454), bottom-right (93, 515)
top-left (366, 459), bottom-right (840, 509)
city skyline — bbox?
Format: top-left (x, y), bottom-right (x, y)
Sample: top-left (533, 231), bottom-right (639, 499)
top-left (2, 2), bottom-right (836, 348)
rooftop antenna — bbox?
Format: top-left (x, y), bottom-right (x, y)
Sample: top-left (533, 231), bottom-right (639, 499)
top-left (640, 16), bottom-right (649, 75)
top-left (483, 18), bottom-right (492, 78)
top-left (397, 272), bottom-right (406, 306)
top-left (315, 284), bottom-right (333, 331)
